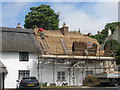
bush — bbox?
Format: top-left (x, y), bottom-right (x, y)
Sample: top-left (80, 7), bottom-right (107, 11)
top-left (42, 82), bottom-right (48, 86)
top-left (62, 83), bottom-right (68, 86)
top-left (83, 75), bottom-right (99, 86)
top-left (50, 83), bottom-right (56, 86)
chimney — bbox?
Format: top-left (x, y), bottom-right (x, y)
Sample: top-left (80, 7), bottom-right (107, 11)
top-left (60, 22), bottom-right (69, 35)
top-left (16, 23), bottom-right (21, 28)
top-left (78, 28), bottom-right (82, 35)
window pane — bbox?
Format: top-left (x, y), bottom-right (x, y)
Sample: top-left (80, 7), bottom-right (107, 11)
top-left (19, 52), bottom-right (29, 61)
top-left (57, 71), bottom-right (65, 81)
top-left (18, 70), bottom-right (30, 79)
top-left (90, 71), bottom-right (93, 74)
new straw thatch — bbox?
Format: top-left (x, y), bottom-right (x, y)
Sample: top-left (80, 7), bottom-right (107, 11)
top-left (35, 29), bottom-right (100, 56)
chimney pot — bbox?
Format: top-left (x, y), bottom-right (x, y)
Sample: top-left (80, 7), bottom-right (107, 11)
top-left (16, 23), bottom-right (21, 28)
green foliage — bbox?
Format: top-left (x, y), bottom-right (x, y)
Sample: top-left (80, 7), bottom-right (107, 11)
top-left (115, 56), bottom-right (120, 65)
top-left (62, 83), bottom-right (68, 86)
top-left (50, 83), bottom-right (56, 86)
top-left (105, 39), bottom-right (120, 52)
top-left (115, 45), bottom-right (120, 65)
top-left (101, 22), bottom-right (120, 35)
top-left (90, 22), bottom-right (120, 45)
top-left (24, 4), bottom-right (59, 30)
top-left (104, 39), bottom-right (120, 65)
top-left (90, 22), bottom-right (120, 64)
top-left (90, 34), bottom-right (107, 44)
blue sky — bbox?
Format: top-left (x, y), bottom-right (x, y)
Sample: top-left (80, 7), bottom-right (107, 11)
top-left (1, 0), bottom-right (119, 34)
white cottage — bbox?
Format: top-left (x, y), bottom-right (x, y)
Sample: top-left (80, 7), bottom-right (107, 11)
top-left (0, 26), bottom-right (115, 89)
top-left (0, 27), bottom-right (40, 88)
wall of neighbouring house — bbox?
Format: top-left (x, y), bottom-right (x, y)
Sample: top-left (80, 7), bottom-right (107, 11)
top-left (1, 52), bottom-right (38, 88)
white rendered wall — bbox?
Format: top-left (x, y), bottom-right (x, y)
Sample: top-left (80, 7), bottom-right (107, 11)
top-left (37, 60), bottom-right (103, 86)
top-left (0, 51), bottom-right (105, 88)
top-left (1, 52), bottom-right (38, 88)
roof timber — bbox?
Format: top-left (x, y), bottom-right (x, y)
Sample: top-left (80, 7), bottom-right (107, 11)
top-left (40, 55), bottom-right (114, 61)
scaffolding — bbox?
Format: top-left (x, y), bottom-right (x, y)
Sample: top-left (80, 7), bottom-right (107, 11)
top-left (34, 30), bottom-right (116, 86)
top-left (36, 47), bottom-right (115, 86)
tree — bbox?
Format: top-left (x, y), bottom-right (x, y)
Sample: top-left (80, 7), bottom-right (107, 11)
top-left (101, 22), bottom-right (120, 35)
top-left (90, 22), bottom-right (120, 44)
top-left (90, 34), bottom-right (107, 44)
top-left (104, 39), bottom-right (120, 53)
top-left (104, 39), bottom-right (120, 65)
top-left (24, 4), bottom-right (59, 30)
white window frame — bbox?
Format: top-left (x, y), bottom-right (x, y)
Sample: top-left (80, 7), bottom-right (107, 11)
top-left (18, 70), bottom-right (30, 79)
top-left (57, 71), bottom-right (65, 81)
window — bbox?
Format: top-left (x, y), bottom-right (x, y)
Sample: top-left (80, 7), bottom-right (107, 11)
top-left (18, 70), bottom-right (30, 79)
top-left (57, 71), bottom-right (65, 81)
top-left (86, 71), bottom-right (93, 76)
top-left (19, 52), bottom-right (29, 61)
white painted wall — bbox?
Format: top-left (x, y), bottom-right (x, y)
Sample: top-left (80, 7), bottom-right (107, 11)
top-left (1, 52), bottom-right (38, 88)
top-left (0, 51), bottom-right (105, 88)
top-left (37, 59), bottom-right (103, 86)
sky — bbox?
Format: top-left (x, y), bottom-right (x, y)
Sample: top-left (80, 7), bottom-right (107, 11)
top-left (1, 0), bottom-right (119, 34)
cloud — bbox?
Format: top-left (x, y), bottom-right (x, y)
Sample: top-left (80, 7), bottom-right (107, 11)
top-left (52, 2), bottom-right (118, 34)
top-left (1, 1), bottom-right (118, 34)
top-left (2, 2), bottom-right (32, 27)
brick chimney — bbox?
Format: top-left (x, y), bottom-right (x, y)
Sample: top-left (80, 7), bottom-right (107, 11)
top-left (60, 22), bottom-right (69, 35)
top-left (16, 23), bottom-right (21, 28)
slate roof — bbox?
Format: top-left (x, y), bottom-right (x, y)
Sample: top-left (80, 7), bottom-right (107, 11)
top-left (0, 27), bottom-right (40, 52)
top-left (111, 28), bottom-right (120, 43)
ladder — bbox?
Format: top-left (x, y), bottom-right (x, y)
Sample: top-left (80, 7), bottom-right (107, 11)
top-left (40, 38), bottom-right (49, 54)
top-left (59, 39), bottom-right (69, 55)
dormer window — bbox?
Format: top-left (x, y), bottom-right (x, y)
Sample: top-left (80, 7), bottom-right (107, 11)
top-left (19, 52), bottom-right (29, 61)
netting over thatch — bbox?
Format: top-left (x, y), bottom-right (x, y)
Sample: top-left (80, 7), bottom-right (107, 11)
top-left (35, 29), bottom-right (100, 56)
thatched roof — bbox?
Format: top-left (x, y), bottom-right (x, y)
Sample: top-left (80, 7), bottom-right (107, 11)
top-left (0, 60), bottom-right (8, 73)
top-left (1, 27), bottom-right (40, 52)
top-left (35, 29), bottom-right (100, 56)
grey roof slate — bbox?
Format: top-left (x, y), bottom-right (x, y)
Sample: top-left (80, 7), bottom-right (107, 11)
top-left (111, 28), bottom-right (120, 43)
top-left (0, 27), bottom-right (40, 52)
